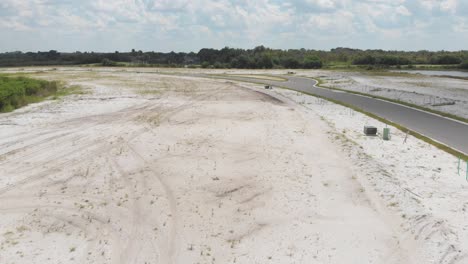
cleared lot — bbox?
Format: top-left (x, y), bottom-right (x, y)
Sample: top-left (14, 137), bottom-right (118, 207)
top-left (0, 68), bottom-right (465, 264)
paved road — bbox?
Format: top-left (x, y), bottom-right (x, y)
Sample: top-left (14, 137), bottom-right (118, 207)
top-left (214, 75), bottom-right (468, 155)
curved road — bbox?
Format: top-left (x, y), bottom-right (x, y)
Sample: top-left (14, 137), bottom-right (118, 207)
top-left (213, 75), bottom-right (468, 155)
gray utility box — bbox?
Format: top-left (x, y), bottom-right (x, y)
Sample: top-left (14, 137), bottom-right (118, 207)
top-left (383, 128), bottom-right (390, 140)
top-left (364, 126), bottom-right (377, 136)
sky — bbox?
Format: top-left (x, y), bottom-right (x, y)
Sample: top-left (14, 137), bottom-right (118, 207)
top-left (0, 0), bottom-right (467, 52)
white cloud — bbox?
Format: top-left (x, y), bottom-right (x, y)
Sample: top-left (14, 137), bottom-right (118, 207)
top-left (441, 0), bottom-right (458, 13)
top-left (305, 0), bottom-right (336, 9)
top-left (0, 18), bottom-right (31, 31)
top-left (0, 0), bottom-right (466, 51)
top-left (419, 0), bottom-right (437, 10)
top-left (305, 10), bottom-right (354, 33)
top-left (419, 0), bottom-right (458, 13)
top-left (396, 5), bottom-right (412, 16)
top-left (454, 17), bottom-right (468, 32)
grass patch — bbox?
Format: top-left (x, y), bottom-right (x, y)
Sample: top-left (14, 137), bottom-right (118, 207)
top-left (0, 74), bottom-right (82, 112)
top-left (0, 75), bottom-right (59, 112)
top-left (360, 71), bottom-right (418, 77)
top-left (218, 74), bottom-right (287, 82)
top-left (411, 64), bottom-right (460, 70)
top-left (53, 84), bottom-right (84, 98)
top-left (320, 68), bottom-right (420, 77)
top-left (322, 64), bottom-right (461, 71)
top-left (437, 75), bottom-right (468, 81)
top-left (137, 89), bottom-right (161, 95)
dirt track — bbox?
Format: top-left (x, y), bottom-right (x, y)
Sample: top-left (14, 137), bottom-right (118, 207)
top-left (0, 70), bottom-right (412, 263)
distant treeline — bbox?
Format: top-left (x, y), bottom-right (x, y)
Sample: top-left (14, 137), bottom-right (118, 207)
top-left (1, 46), bottom-right (467, 69)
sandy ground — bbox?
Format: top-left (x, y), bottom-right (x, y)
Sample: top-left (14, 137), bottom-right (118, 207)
top-left (0, 68), bottom-right (466, 264)
top-left (192, 68), bottom-right (468, 120)
top-left (263, 85), bottom-right (468, 264)
top-left (196, 68), bottom-right (468, 120)
top-left (318, 72), bottom-right (468, 119)
top-left (115, 67), bottom-right (468, 120)
top-left (3, 67), bottom-right (468, 121)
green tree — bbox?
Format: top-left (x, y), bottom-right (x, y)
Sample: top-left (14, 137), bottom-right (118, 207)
top-left (430, 55), bottom-right (462, 65)
top-left (353, 55), bottom-right (376, 65)
top-left (460, 61), bottom-right (468, 69)
top-left (281, 57), bottom-right (301, 69)
top-left (303, 56), bottom-right (322, 69)
top-left (230, 55), bottom-right (252, 68)
top-left (256, 54), bottom-right (273, 69)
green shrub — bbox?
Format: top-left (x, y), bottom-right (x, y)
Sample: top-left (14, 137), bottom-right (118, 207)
top-left (0, 75), bottom-right (59, 112)
top-left (460, 61), bottom-right (468, 69)
top-left (101, 58), bottom-right (118, 66)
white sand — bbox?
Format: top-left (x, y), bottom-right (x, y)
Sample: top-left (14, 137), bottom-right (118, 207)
top-left (123, 67), bottom-right (468, 119)
top-left (308, 71), bottom-right (468, 120)
top-left (0, 68), bottom-right (465, 264)
top-left (263, 84), bottom-right (468, 264)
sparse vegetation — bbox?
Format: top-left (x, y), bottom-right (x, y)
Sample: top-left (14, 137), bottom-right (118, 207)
top-left (101, 58), bottom-right (118, 67)
top-left (313, 77), bottom-right (468, 124)
top-left (225, 74), bottom-right (287, 82)
top-left (235, 77), bottom-right (468, 160)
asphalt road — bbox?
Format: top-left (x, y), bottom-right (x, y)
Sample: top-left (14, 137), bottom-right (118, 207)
top-left (216, 75), bottom-right (468, 155)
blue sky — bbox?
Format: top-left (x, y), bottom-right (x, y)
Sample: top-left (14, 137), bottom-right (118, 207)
top-left (0, 0), bottom-right (467, 52)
